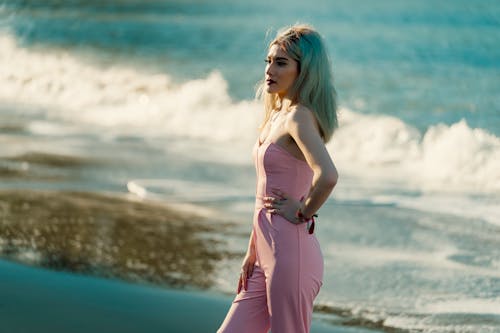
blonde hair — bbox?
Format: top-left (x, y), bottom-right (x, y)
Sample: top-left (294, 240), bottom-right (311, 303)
top-left (257, 24), bottom-right (338, 142)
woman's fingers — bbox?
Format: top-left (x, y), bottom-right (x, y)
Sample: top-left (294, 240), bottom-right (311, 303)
top-left (263, 196), bottom-right (287, 213)
top-left (241, 265), bottom-right (248, 290)
top-left (237, 275), bottom-right (242, 294)
top-left (248, 265), bottom-right (254, 279)
top-left (238, 263), bottom-right (255, 293)
top-left (263, 196), bottom-right (283, 204)
top-left (244, 270), bottom-right (252, 291)
top-left (263, 190), bottom-right (290, 212)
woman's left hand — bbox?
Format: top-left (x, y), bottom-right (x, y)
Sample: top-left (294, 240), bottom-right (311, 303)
top-left (263, 189), bottom-right (302, 224)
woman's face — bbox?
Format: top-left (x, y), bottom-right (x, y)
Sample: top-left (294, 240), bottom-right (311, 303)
top-left (265, 44), bottom-right (299, 98)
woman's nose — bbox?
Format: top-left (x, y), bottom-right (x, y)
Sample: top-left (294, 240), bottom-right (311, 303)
top-left (265, 63), bottom-right (273, 76)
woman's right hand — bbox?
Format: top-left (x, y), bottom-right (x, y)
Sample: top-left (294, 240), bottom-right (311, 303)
top-left (237, 250), bottom-right (256, 294)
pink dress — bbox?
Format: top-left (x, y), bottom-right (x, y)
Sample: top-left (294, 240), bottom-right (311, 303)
top-left (217, 140), bottom-right (324, 333)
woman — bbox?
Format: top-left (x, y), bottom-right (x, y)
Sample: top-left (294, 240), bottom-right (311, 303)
top-left (218, 24), bottom-right (338, 333)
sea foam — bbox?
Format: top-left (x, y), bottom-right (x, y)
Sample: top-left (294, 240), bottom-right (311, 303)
top-left (331, 109), bottom-right (500, 193)
top-left (1, 33), bottom-right (499, 194)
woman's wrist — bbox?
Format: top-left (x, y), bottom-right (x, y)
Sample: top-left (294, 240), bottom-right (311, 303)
top-left (296, 207), bottom-right (318, 234)
top-left (295, 207), bottom-right (317, 223)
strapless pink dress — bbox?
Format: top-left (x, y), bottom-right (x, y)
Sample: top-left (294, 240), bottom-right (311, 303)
top-left (218, 140), bottom-right (324, 333)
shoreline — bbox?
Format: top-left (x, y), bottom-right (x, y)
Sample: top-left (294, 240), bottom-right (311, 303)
top-left (0, 189), bottom-right (384, 333)
top-left (0, 258), bottom-right (375, 333)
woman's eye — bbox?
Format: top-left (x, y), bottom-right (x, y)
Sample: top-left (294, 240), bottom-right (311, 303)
top-left (264, 59), bottom-right (286, 66)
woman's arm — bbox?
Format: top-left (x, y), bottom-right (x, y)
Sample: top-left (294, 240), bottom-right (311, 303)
top-left (286, 105), bottom-right (338, 219)
top-left (238, 229), bottom-right (256, 293)
top-left (246, 229), bottom-right (256, 255)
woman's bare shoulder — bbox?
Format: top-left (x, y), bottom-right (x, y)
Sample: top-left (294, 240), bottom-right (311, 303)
top-left (285, 104), bottom-right (319, 131)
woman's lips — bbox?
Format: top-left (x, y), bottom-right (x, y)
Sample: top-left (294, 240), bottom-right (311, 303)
top-left (266, 79), bottom-right (276, 85)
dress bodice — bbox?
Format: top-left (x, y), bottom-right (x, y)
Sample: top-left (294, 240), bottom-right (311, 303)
top-left (253, 140), bottom-right (313, 207)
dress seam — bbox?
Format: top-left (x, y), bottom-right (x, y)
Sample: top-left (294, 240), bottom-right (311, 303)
top-left (297, 222), bottom-right (302, 332)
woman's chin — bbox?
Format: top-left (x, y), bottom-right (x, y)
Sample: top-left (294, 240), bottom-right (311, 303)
top-left (265, 86), bottom-right (277, 94)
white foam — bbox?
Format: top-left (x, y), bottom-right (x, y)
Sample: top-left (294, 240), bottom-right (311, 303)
top-left (419, 298), bottom-right (500, 315)
top-left (1, 33), bottom-right (499, 195)
top-left (127, 178), bottom-right (249, 202)
top-left (0, 34), bottom-right (260, 147)
top-left (372, 194), bottom-right (500, 227)
top-left (326, 242), bottom-right (500, 278)
top-left (330, 108), bottom-right (422, 166)
top-left (384, 314), bottom-right (499, 333)
top-left (27, 121), bottom-right (83, 137)
top-left (329, 108), bottom-right (500, 194)
top-left (327, 243), bottom-right (460, 268)
top-left (416, 120), bottom-right (500, 193)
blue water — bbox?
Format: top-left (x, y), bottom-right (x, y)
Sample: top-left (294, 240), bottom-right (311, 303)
top-left (1, 1), bottom-right (499, 332)
top-left (3, 0), bottom-right (499, 133)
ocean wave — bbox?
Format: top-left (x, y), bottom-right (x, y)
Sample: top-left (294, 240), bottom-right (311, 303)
top-left (331, 109), bottom-right (500, 193)
top-left (0, 34), bottom-right (261, 142)
top-left (1, 33), bottom-right (499, 194)
top-left (316, 300), bottom-right (500, 333)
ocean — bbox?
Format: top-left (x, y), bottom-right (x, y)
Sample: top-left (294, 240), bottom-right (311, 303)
top-left (0, 0), bottom-right (499, 332)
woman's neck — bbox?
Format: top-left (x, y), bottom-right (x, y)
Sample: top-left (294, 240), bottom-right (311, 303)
top-left (277, 95), bottom-right (295, 112)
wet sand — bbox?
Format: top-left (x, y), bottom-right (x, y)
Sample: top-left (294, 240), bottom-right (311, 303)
top-left (0, 189), bottom-right (233, 289)
top-left (0, 189), bottom-right (381, 333)
top-left (0, 258), bottom-right (374, 333)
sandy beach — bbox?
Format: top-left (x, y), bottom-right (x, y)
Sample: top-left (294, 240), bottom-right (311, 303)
top-left (0, 189), bottom-right (231, 289)
top-left (1, 2), bottom-right (499, 332)
top-left (0, 190), bottom-right (381, 333)
top-left (0, 258), bottom-right (376, 333)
